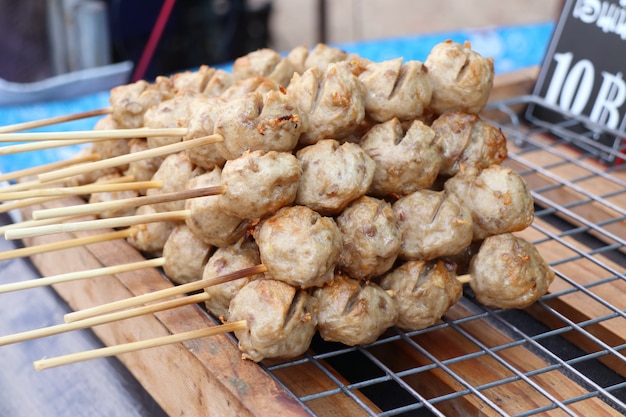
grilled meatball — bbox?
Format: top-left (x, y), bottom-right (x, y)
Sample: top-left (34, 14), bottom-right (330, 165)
top-left (255, 205), bottom-right (342, 288)
top-left (162, 223), bottom-right (214, 285)
top-left (379, 259), bottom-right (462, 330)
top-left (432, 112), bottom-right (507, 177)
top-left (424, 40), bottom-right (494, 115)
top-left (144, 91), bottom-right (200, 149)
top-left (357, 57), bottom-right (432, 122)
top-left (124, 138), bottom-right (161, 191)
top-left (393, 189), bottom-right (473, 260)
top-left (219, 150), bottom-right (302, 220)
top-left (88, 173), bottom-right (139, 219)
top-left (90, 115), bottom-right (131, 164)
top-left (183, 95), bottom-right (227, 170)
top-left (203, 238), bottom-right (263, 320)
top-left (166, 65), bottom-right (216, 93)
top-left (444, 164), bottom-right (534, 240)
top-left (336, 196), bottom-right (401, 280)
top-left (469, 233), bottom-right (555, 309)
top-left (229, 279), bottom-right (318, 362)
top-left (360, 118), bottom-right (442, 197)
top-left (109, 78), bottom-right (173, 128)
top-left (232, 48), bottom-right (297, 87)
top-left (218, 76), bottom-right (281, 102)
top-left (314, 274), bottom-right (398, 346)
top-left (295, 139), bottom-right (375, 216)
top-left (203, 69), bottom-right (234, 97)
top-left (303, 43), bottom-right (349, 72)
top-left (214, 89), bottom-right (305, 161)
top-left (126, 204), bottom-right (177, 256)
top-left (287, 63), bottom-right (366, 145)
top-left (146, 152), bottom-right (202, 213)
top-left (185, 168), bottom-right (252, 248)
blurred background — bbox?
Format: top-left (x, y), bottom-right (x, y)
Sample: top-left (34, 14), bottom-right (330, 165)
top-left (0, 0), bottom-right (562, 87)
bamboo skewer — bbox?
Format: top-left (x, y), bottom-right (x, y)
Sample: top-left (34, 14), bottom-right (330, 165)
top-left (0, 291), bottom-right (209, 346)
top-left (0, 214), bottom-right (84, 236)
top-left (39, 134), bottom-right (222, 183)
top-left (0, 153), bottom-right (100, 183)
top-left (33, 185), bottom-right (226, 220)
top-left (0, 257), bottom-right (166, 294)
top-left (64, 264), bottom-right (268, 323)
top-left (0, 107), bottom-right (111, 134)
top-left (0, 138), bottom-right (95, 156)
top-left (0, 180), bottom-right (162, 202)
top-left (0, 228), bottom-right (135, 262)
top-left (33, 320), bottom-right (247, 371)
top-left (0, 127), bottom-right (187, 142)
top-left (4, 210), bottom-right (189, 240)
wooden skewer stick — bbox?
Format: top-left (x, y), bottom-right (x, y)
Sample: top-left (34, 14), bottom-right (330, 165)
top-left (457, 274), bottom-right (471, 285)
top-left (0, 153), bottom-right (100, 183)
top-left (39, 134), bottom-right (222, 183)
top-left (33, 185), bottom-right (226, 220)
top-left (0, 228), bottom-right (135, 262)
top-left (0, 127), bottom-right (187, 142)
top-left (5, 210), bottom-right (189, 240)
top-left (33, 320), bottom-right (247, 371)
top-left (0, 138), bottom-right (95, 156)
top-left (0, 290), bottom-right (207, 346)
top-left (0, 214), bottom-right (85, 237)
top-left (65, 264), bottom-right (268, 323)
top-left (0, 107), bottom-right (111, 134)
top-left (0, 180), bottom-right (162, 202)
top-left (0, 178), bottom-right (65, 194)
top-left (0, 257), bottom-right (166, 294)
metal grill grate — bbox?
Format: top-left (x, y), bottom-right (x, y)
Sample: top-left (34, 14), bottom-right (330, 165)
top-left (255, 96), bottom-right (626, 417)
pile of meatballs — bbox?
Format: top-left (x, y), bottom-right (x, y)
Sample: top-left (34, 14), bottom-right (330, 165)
top-left (73, 40), bottom-right (555, 362)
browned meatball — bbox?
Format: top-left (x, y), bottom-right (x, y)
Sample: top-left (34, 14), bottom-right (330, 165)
top-left (303, 43), bottom-right (349, 72)
top-left (185, 168), bottom-right (252, 248)
top-left (183, 95), bottom-right (227, 170)
top-left (219, 150), bottom-right (302, 220)
top-left (91, 115), bottom-right (131, 164)
top-left (231, 48), bottom-right (297, 87)
top-left (203, 238), bottom-right (263, 320)
top-left (314, 274), bottom-right (398, 346)
top-left (295, 139), bottom-right (375, 216)
top-left (431, 112), bottom-right (507, 177)
top-left (203, 69), bottom-right (234, 97)
top-left (424, 40), bottom-right (494, 115)
top-left (444, 164), bottom-right (534, 240)
top-left (144, 91), bottom-right (200, 149)
top-left (123, 138), bottom-right (161, 192)
top-left (228, 279), bottom-right (318, 362)
top-left (393, 189), bottom-right (473, 260)
top-left (379, 259), bottom-right (462, 330)
top-left (126, 204), bottom-right (177, 256)
top-left (469, 233), bottom-right (555, 309)
top-left (162, 223), bottom-right (214, 285)
top-left (146, 152), bottom-right (202, 213)
top-left (287, 63), bottom-right (366, 145)
top-left (218, 76), bottom-right (281, 102)
top-left (214, 89), bottom-right (305, 161)
top-left (336, 196), bottom-right (401, 280)
top-left (255, 205), bottom-right (342, 288)
top-left (109, 78), bottom-right (173, 128)
top-left (357, 57), bottom-right (432, 122)
top-left (167, 65), bottom-right (216, 93)
top-left (88, 173), bottom-right (139, 219)
top-left (360, 118), bottom-right (442, 197)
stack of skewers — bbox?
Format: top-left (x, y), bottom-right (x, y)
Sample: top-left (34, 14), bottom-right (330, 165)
top-left (0, 40), bottom-right (554, 373)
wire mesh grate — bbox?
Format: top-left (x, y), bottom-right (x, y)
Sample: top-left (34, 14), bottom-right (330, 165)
top-left (256, 96), bottom-right (626, 417)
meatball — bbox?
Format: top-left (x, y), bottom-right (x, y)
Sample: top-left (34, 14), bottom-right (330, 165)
top-left (126, 204), bottom-right (177, 256)
top-left (303, 43), bottom-right (349, 72)
top-left (287, 63), bottom-right (366, 145)
top-left (91, 115), bottom-right (131, 164)
top-left (357, 57), bottom-right (432, 122)
top-left (203, 238), bottom-right (263, 320)
top-left (109, 78), bottom-right (173, 128)
top-left (146, 152), bottom-right (202, 213)
top-left (336, 196), bottom-right (401, 280)
top-left (424, 40), bottom-right (494, 115)
top-left (314, 274), bottom-right (398, 346)
top-left (219, 150), bottom-right (302, 220)
top-left (444, 164), bottom-right (534, 240)
top-left (228, 279), bottom-right (318, 362)
top-left (469, 233), bottom-right (555, 309)
top-left (295, 139), bottom-right (375, 216)
top-left (218, 76), bottom-right (281, 102)
top-left (144, 91), bottom-right (200, 149)
top-left (162, 223), bottom-right (214, 285)
top-left (379, 259), bottom-right (462, 330)
top-left (183, 95), bottom-right (227, 170)
top-left (203, 69), bottom-right (234, 97)
top-left (214, 89), bottom-right (305, 161)
top-left (88, 173), bottom-right (139, 219)
top-left (393, 189), bottom-right (473, 260)
top-left (255, 205), bottom-right (342, 288)
top-left (167, 65), bottom-right (216, 93)
top-left (431, 112), bottom-right (507, 177)
top-left (360, 118), bottom-right (442, 197)
top-left (231, 48), bottom-right (297, 87)
top-left (185, 168), bottom-right (252, 248)
top-left (123, 138), bottom-right (161, 191)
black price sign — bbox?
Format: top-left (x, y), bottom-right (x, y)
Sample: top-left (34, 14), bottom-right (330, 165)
top-left (527, 0), bottom-right (626, 165)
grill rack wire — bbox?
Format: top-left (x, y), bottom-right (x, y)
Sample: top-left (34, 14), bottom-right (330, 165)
top-left (248, 95), bottom-right (626, 417)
